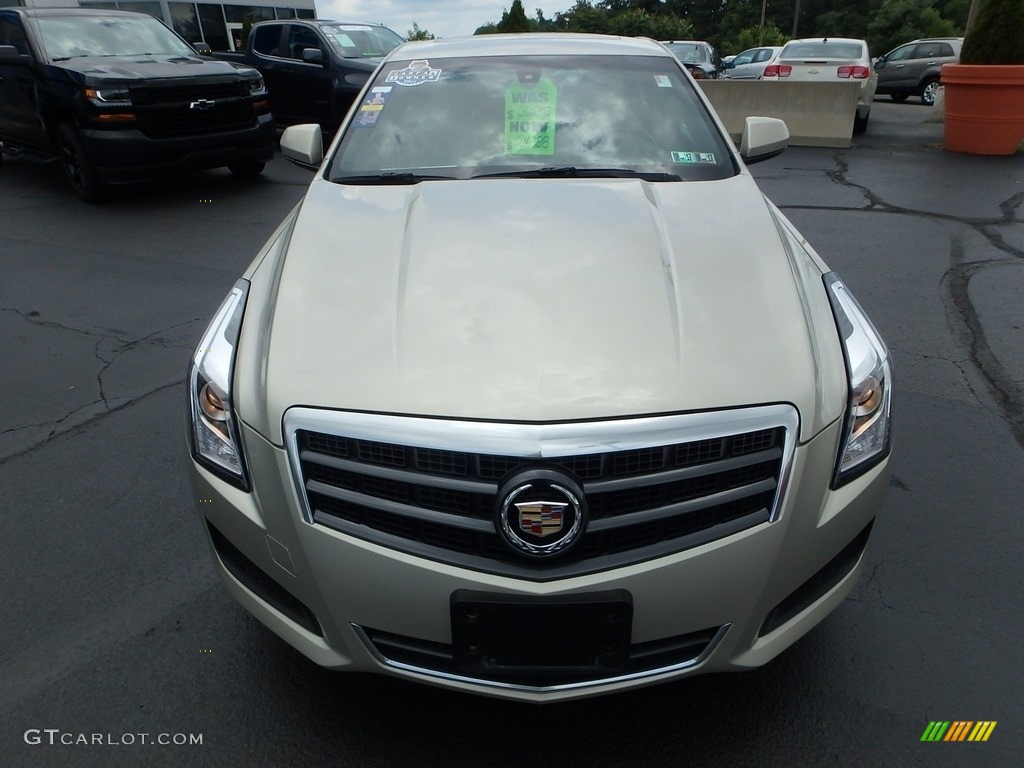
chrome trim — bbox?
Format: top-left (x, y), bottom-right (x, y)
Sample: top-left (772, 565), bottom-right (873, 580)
top-left (351, 623), bottom-right (732, 694)
top-left (284, 404), bottom-right (800, 527)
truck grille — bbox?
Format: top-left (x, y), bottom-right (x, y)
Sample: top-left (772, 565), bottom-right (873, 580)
top-left (286, 407), bottom-right (796, 580)
top-left (130, 81), bottom-right (255, 137)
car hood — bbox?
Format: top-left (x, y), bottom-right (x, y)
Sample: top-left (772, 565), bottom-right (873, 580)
top-left (247, 175), bottom-right (838, 442)
top-left (56, 55), bottom-right (255, 80)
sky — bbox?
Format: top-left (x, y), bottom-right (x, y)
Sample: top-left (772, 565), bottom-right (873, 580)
top-left (318, 1), bottom-right (577, 40)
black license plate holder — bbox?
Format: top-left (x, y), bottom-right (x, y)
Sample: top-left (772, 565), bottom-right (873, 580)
top-left (450, 589), bottom-right (633, 679)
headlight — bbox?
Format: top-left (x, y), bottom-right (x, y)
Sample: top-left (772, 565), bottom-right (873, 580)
top-left (84, 87), bottom-right (132, 106)
top-left (188, 280), bottom-right (249, 489)
top-left (248, 75), bottom-right (266, 95)
top-left (825, 273), bottom-right (892, 486)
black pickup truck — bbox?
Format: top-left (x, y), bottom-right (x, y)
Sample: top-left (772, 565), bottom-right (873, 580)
top-left (211, 19), bottom-right (403, 132)
top-left (0, 8), bottom-right (276, 201)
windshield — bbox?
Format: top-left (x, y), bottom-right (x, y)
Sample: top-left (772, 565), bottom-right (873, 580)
top-left (321, 24), bottom-right (403, 58)
top-left (665, 43), bottom-right (706, 64)
top-left (39, 16), bottom-right (194, 60)
top-left (329, 54), bottom-right (735, 183)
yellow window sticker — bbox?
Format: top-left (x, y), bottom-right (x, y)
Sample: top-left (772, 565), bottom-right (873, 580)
top-left (504, 77), bottom-right (557, 156)
top-left (355, 86), bottom-right (392, 127)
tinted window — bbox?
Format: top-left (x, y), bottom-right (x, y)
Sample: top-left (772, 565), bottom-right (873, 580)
top-left (251, 24), bottom-right (281, 55)
top-left (330, 54), bottom-right (735, 183)
top-left (285, 25), bottom-right (319, 60)
top-left (197, 3), bottom-right (229, 51)
top-left (169, 2), bottom-right (200, 44)
top-left (0, 14), bottom-right (28, 54)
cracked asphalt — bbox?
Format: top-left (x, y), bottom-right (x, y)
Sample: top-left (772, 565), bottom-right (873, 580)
top-left (1, 102), bottom-right (1021, 767)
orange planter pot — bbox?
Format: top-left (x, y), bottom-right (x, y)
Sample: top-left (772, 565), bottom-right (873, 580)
top-left (942, 63), bottom-right (1024, 155)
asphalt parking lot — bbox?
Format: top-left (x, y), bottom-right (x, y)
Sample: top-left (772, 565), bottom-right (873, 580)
top-left (1, 100), bottom-right (1022, 767)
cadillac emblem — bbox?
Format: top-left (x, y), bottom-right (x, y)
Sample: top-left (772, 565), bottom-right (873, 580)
top-left (495, 470), bottom-right (587, 559)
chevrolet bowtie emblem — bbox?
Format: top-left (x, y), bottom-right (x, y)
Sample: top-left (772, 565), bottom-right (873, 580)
top-left (190, 99), bottom-right (215, 111)
top-left (515, 501), bottom-right (567, 538)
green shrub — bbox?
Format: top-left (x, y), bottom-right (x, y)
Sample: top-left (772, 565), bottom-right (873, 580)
top-left (960, 0), bottom-right (1024, 64)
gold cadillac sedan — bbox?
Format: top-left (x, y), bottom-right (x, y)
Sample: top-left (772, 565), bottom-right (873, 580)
top-left (187, 34), bottom-right (892, 702)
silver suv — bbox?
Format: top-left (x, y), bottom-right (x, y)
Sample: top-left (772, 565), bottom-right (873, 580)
top-left (875, 37), bottom-right (962, 106)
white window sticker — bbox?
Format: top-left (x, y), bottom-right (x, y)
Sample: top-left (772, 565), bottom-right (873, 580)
top-left (654, 75), bottom-right (673, 88)
top-left (671, 151), bottom-right (717, 164)
top-left (385, 60), bottom-right (442, 87)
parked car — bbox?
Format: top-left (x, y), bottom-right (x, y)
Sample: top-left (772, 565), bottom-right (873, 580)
top-left (0, 8), bottom-right (275, 201)
top-left (211, 19), bottom-right (403, 132)
top-left (875, 37), bottom-right (962, 106)
top-left (188, 33), bottom-right (892, 703)
top-left (722, 46), bottom-right (784, 79)
top-left (660, 39), bottom-right (720, 78)
top-left (762, 37), bottom-right (878, 134)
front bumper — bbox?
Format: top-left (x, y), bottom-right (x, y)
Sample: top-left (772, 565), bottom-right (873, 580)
top-left (81, 113), bottom-right (276, 183)
top-left (189, 410), bottom-right (888, 703)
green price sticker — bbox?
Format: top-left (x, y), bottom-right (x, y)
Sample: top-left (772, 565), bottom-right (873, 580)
top-left (504, 78), bottom-right (557, 156)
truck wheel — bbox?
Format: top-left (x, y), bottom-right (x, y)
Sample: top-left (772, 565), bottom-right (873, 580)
top-left (57, 123), bottom-right (103, 202)
top-left (228, 162), bottom-right (265, 178)
top-left (921, 79), bottom-right (940, 106)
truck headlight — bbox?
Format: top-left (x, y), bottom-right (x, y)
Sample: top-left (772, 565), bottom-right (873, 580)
top-left (248, 75), bottom-right (266, 95)
top-left (188, 280), bottom-right (249, 489)
top-left (84, 87), bottom-right (132, 106)
top-left (825, 273), bottom-right (892, 486)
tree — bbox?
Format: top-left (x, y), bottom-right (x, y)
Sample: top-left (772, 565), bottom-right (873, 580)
top-left (866, 0), bottom-right (958, 58)
top-left (406, 22), bottom-right (436, 41)
top-left (496, 0), bottom-right (533, 33)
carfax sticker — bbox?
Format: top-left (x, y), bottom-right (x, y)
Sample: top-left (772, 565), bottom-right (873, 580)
top-left (504, 77), bottom-right (557, 156)
top-left (354, 86), bottom-right (392, 127)
top-left (671, 150), bottom-right (717, 164)
top-left (385, 60), bottom-right (442, 86)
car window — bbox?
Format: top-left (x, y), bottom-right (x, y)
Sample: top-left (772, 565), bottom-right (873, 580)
top-left (887, 44), bottom-right (915, 62)
top-left (733, 49), bottom-right (755, 66)
top-left (329, 54), bottom-right (736, 182)
top-left (666, 43), bottom-right (699, 63)
top-left (0, 15), bottom-right (29, 55)
top-left (782, 42), bottom-right (864, 61)
top-left (35, 15), bottom-right (194, 59)
top-left (320, 24), bottom-right (402, 58)
top-left (915, 43), bottom-right (943, 59)
top-left (286, 26), bottom-right (320, 60)
top-left (936, 43), bottom-right (955, 57)
top-left (251, 25), bottom-right (281, 56)
top-left (754, 49), bottom-right (772, 63)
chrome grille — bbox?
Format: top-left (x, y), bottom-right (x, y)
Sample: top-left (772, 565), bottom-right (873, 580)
top-left (286, 407), bottom-right (797, 580)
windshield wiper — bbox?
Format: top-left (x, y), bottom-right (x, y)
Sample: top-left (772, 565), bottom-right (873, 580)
top-left (471, 167), bottom-right (682, 181)
top-left (332, 172), bottom-right (457, 185)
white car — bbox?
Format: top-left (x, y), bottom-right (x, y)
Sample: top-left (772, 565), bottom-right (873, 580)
top-left (762, 37), bottom-right (878, 133)
top-left (187, 33), bottom-right (892, 703)
top-left (722, 45), bottom-right (783, 79)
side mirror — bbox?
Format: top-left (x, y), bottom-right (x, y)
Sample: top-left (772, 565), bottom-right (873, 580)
top-left (301, 48), bottom-right (325, 65)
top-left (723, 60), bottom-right (734, 69)
top-left (192, 41), bottom-right (213, 56)
top-left (740, 116), bottom-right (788, 164)
top-left (281, 124), bottom-right (324, 169)
top-left (874, 56), bottom-right (886, 70)
top-left (0, 44), bottom-right (29, 65)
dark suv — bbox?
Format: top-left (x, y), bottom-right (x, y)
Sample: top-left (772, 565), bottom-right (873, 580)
top-left (875, 37), bottom-right (962, 106)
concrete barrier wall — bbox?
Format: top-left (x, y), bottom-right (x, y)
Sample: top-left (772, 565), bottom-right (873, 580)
top-left (697, 80), bottom-right (862, 148)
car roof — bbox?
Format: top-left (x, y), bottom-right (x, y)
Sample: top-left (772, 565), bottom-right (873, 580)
top-left (391, 33), bottom-right (673, 60)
